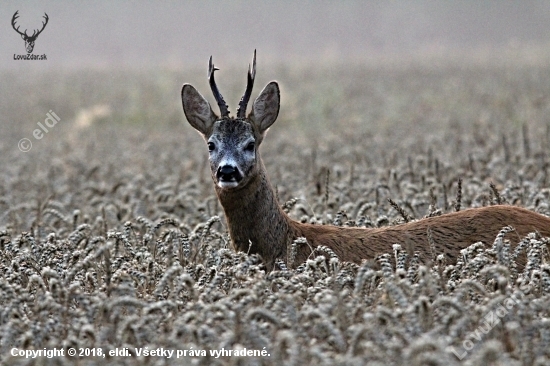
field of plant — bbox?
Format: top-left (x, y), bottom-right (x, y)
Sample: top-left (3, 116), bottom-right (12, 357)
top-left (1, 51), bottom-right (550, 365)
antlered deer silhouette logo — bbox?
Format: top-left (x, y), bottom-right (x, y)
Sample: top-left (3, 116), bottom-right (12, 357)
top-left (11, 11), bottom-right (49, 54)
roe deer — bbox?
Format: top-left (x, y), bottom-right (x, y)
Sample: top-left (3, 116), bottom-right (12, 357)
top-left (181, 51), bottom-right (550, 271)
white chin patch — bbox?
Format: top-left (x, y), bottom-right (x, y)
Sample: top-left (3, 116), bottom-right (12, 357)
top-left (218, 181), bottom-right (239, 189)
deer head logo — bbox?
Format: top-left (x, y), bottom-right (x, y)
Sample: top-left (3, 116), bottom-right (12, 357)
top-left (12, 11), bottom-right (49, 54)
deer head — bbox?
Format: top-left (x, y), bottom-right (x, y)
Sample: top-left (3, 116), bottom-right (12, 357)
top-left (181, 51), bottom-right (280, 191)
top-left (12, 11), bottom-right (49, 54)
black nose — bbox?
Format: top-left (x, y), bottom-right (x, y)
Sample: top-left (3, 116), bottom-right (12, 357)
top-left (217, 165), bottom-right (241, 182)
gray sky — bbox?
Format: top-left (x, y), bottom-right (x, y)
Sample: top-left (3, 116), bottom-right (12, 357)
top-left (2, 1), bottom-right (550, 70)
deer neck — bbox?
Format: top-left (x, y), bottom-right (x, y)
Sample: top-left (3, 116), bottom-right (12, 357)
top-left (215, 159), bottom-right (293, 266)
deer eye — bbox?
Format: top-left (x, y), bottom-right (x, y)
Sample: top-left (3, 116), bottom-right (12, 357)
top-left (245, 142), bottom-right (255, 152)
top-left (208, 142), bottom-right (216, 152)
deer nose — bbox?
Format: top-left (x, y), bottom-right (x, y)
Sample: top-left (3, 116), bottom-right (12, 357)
top-left (217, 165), bottom-right (241, 182)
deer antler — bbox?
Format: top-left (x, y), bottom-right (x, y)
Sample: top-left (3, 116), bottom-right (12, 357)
top-left (208, 56), bottom-right (230, 118)
top-left (30, 13), bottom-right (49, 39)
top-left (237, 50), bottom-right (257, 118)
top-left (11, 11), bottom-right (49, 40)
top-left (11, 11), bottom-right (26, 37)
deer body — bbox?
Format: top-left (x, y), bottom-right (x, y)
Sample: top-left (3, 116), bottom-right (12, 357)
top-left (181, 52), bottom-right (550, 270)
top-left (218, 157), bottom-right (550, 269)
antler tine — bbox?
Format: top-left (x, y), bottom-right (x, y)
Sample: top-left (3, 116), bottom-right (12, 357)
top-left (11, 11), bottom-right (26, 36)
top-left (12, 10), bottom-right (19, 25)
top-left (33, 13), bottom-right (49, 38)
top-left (208, 56), bottom-right (230, 118)
top-left (237, 49), bottom-right (257, 118)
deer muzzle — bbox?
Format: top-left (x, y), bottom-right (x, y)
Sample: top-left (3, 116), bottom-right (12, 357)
top-left (217, 165), bottom-right (242, 185)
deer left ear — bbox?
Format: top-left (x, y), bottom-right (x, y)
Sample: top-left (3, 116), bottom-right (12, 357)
top-left (249, 81), bottom-right (280, 134)
top-left (181, 84), bottom-right (217, 136)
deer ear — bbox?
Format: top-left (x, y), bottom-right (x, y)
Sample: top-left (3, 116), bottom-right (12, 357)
top-left (181, 84), bottom-right (217, 135)
top-left (250, 81), bottom-right (280, 134)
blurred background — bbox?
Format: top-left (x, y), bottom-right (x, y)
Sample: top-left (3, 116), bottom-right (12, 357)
top-left (2, 0), bottom-right (550, 70)
top-left (2, 0), bottom-right (550, 171)
top-left (2, 0), bottom-right (550, 247)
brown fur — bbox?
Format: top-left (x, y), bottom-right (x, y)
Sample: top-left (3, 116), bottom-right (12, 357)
top-left (181, 55), bottom-right (550, 271)
top-left (218, 158), bottom-right (550, 270)
top-left (291, 205), bottom-right (550, 268)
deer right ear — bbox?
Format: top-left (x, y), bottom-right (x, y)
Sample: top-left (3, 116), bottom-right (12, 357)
top-left (181, 84), bottom-right (217, 135)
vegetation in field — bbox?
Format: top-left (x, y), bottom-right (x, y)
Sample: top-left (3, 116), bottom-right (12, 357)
top-left (1, 54), bottom-right (550, 365)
